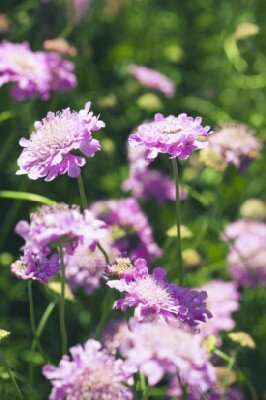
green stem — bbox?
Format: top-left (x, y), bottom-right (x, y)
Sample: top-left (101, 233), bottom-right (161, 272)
top-left (59, 247), bottom-right (68, 355)
top-left (29, 301), bottom-right (56, 398)
top-left (222, 352), bottom-right (237, 400)
top-left (139, 372), bottom-right (148, 399)
top-left (171, 158), bottom-right (183, 285)
top-left (28, 281), bottom-right (48, 362)
top-left (97, 242), bottom-right (109, 264)
top-left (0, 350), bottom-right (23, 400)
top-left (77, 174), bottom-right (88, 209)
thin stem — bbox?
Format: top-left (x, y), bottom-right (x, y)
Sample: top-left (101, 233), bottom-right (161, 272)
top-left (97, 242), bottom-right (109, 264)
top-left (171, 158), bottom-right (183, 285)
top-left (29, 301), bottom-right (56, 398)
top-left (77, 174), bottom-right (87, 209)
top-left (139, 372), bottom-right (149, 399)
top-left (222, 352), bottom-right (237, 400)
top-left (59, 247), bottom-right (68, 355)
top-left (27, 281), bottom-right (48, 362)
top-left (0, 350), bottom-right (23, 400)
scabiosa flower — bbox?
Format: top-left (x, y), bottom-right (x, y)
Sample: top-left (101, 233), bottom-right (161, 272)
top-left (107, 258), bottom-right (211, 327)
top-left (128, 113), bottom-right (211, 162)
top-left (101, 319), bottom-right (129, 355)
top-left (129, 65), bottom-right (175, 98)
top-left (198, 280), bottom-right (239, 342)
top-left (106, 256), bottom-right (134, 279)
top-left (90, 198), bottom-right (162, 261)
top-left (0, 41), bottom-right (77, 101)
top-left (65, 239), bottom-right (116, 295)
top-left (43, 339), bottom-right (134, 400)
top-left (73, 0), bottom-right (92, 21)
top-left (224, 220), bottom-right (266, 287)
top-left (122, 143), bottom-right (188, 204)
top-left (206, 123), bottom-right (262, 171)
top-left (16, 102), bottom-right (104, 181)
top-left (120, 319), bottom-right (215, 394)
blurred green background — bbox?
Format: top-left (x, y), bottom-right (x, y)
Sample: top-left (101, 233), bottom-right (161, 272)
top-left (0, 0), bottom-right (266, 398)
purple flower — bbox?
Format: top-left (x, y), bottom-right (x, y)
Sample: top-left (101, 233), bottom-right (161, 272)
top-left (90, 198), bottom-right (162, 261)
top-left (198, 280), bottom-right (239, 343)
top-left (43, 339), bottom-right (134, 400)
top-left (0, 41), bottom-right (76, 101)
top-left (73, 0), bottom-right (92, 21)
top-left (128, 113), bottom-right (211, 162)
top-left (224, 220), bottom-right (266, 287)
top-left (208, 123), bottom-right (262, 171)
top-left (129, 65), bottom-right (175, 98)
top-left (101, 319), bottom-right (129, 355)
top-left (12, 204), bottom-right (106, 283)
top-left (107, 258), bottom-right (211, 327)
top-left (65, 239), bottom-right (116, 295)
top-left (120, 319), bottom-right (215, 393)
top-left (16, 102), bottom-right (104, 181)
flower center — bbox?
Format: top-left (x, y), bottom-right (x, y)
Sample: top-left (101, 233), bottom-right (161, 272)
top-left (151, 120), bottom-right (182, 135)
top-left (135, 276), bottom-right (172, 306)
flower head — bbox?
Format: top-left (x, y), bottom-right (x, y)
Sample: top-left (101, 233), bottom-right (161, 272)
top-left (129, 65), bottom-right (175, 98)
top-left (17, 102), bottom-right (104, 181)
top-left (129, 113), bottom-right (211, 162)
top-left (107, 258), bottom-right (211, 327)
top-left (90, 198), bottom-right (162, 261)
top-left (101, 319), bottom-right (129, 355)
top-left (207, 123), bottom-right (262, 171)
top-left (120, 319), bottom-right (215, 393)
top-left (198, 280), bottom-right (239, 343)
top-left (0, 41), bottom-right (76, 101)
top-left (43, 339), bottom-right (134, 400)
top-left (224, 220), bottom-right (266, 287)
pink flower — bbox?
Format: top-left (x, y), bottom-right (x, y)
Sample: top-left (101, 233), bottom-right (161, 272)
top-left (16, 102), bottom-right (104, 181)
top-left (128, 113), bottom-right (211, 162)
top-left (129, 65), bottom-right (175, 98)
top-left (107, 258), bottom-right (211, 327)
top-left (0, 41), bottom-right (76, 100)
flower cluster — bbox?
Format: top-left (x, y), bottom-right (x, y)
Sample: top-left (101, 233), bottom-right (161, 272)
top-left (122, 143), bottom-right (188, 204)
top-left (198, 279), bottom-right (240, 343)
top-left (120, 319), bottom-right (216, 396)
top-left (16, 102), bottom-right (104, 181)
top-left (90, 198), bottom-right (162, 261)
top-left (129, 65), bottom-right (175, 98)
top-left (205, 123), bottom-right (262, 171)
top-left (107, 258), bottom-right (211, 327)
top-left (11, 203), bottom-right (106, 282)
top-left (43, 339), bottom-right (134, 400)
top-left (129, 113), bottom-right (211, 162)
top-left (0, 41), bottom-right (76, 101)
top-left (224, 220), bottom-right (266, 287)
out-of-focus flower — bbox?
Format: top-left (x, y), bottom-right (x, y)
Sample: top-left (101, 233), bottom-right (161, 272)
top-left (228, 332), bottom-right (256, 349)
top-left (73, 0), bottom-right (92, 22)
top-left (137, 93), bottom-right (163, 111)
top-left (90, 198), bottom-right (162, 261)
top-left (128, 113), bottom-right (210, 162)
top-left (122, 143), bottom-right (188, 204)
top-left (120, 319), bottom-right (215, 394)
top-left (11, 204), bottom-right (106, 283)
top-left (43, 339), bottom-right (134, 400)
top-left (65, 239), bottom-right (115, 295)
top-left (0, 41), bottom-right (77, 101)
top-left (239, 199), bottom-right (266, 220)
top-left (107, 258), bottom-right (211, 327)
top-left (17, 102), bottom-right (104, 181)
top-left (101, 319), bottom-right (129, 354)
top-left (43, 38), bottom-right (77, 57)
top-left (129, 65), bottom-right (175, 98)
top-left (224, 220), bottom-right (266, 287)
top-left (0, 329), bottom-right (10, 341)
top-left (206, 123), bottom-right (261, 171)
top-left (0, 14), bottom-right (12, 35)
top-left (182, 249), bottom-right (202, 268)
top-left (235, 22), bottom-right (259, 40)
top-left (198, 280), bottom-right (239, 343)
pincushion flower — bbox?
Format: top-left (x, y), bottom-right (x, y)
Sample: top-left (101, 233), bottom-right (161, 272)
top-left (107, 258), bottom-right (211, 327)
top-left (16, 102), bottom-right (104, 181)
top-left (120, 319), bottom-right (215, 393)
top-left (129, 65), bottom-right (175, 98)
top-left (206, 123), bottom-right (262, 171)
top-left (43, 339), bottom-right (134, 400)
top-left (224, 220), bottom-right (266, 287)
top-left (198, 280), bottom-right (239, 343)
top-left (101, 319), bottom-right (129, 355)
top-left (128, 113), bottom-right (211, 162)
top-left (0, 41), bottom-right (77, 101)
top-left (12, 204), bottom-right (106, 282)
top-left (90, 198), bottom-right (162, 261)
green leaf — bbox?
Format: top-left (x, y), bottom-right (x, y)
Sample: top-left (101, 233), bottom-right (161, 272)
top-left (0, 191), bottom-right (55, 205)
